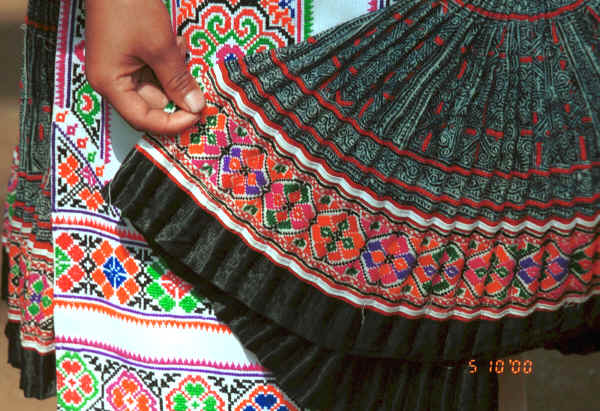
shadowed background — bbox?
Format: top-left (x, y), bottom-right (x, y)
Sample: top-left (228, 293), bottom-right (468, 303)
top-left (0, 2), bottom-right (598, 410)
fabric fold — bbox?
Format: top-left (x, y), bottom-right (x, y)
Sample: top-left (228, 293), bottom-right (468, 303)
top-left (104, 1), bottom-right (600, 409)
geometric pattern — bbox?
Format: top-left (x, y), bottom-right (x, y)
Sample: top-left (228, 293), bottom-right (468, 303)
top-left (48, 0), bottom-right (406, 409)
top-left (57, 352), bottom-right (100, 410)
top-left (234, 385), bottom-right (296, 411)
top-left (165, 375), bottom-right (225, 411)
top-left (106, 370), bottom-right (159, 411)
top-left (131, 0), bottom-right (600, 319)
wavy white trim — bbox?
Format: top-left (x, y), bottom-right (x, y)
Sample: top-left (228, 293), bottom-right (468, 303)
top-left (137, 138), bottom-right (600, 320)
top-left (212, 65), bottom-right (600, 235)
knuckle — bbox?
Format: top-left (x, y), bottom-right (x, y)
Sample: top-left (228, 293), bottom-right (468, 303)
top-left (164, 68), bottom-right (192, 95)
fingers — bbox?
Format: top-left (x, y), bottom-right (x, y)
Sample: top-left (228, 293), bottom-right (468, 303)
top-left (149, 36), bottom-right (205, 114)
top-left (106, 81), bottom-right (201, 136)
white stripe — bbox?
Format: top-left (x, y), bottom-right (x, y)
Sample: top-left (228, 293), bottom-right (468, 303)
top-left (137, 138), bottom-right (600, 320)
top-left (212, 65), bottom-right (600, 235)
top-left (54, 296), bottom-right (261, 366)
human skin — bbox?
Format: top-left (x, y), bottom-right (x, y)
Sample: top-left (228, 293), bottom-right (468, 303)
top-left (85, 0), bottom-right (205, 135)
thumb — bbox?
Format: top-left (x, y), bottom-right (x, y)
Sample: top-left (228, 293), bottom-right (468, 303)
top-left (149, 40), bottom-right (205, 114)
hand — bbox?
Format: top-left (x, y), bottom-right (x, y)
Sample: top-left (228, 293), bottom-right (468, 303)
top-left (85, 0), bottom-right (205, 135)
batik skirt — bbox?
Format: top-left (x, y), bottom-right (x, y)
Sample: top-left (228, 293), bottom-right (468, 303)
top-left (105, 0), bottom-right (600, 410)
top-left (2, 0), bottom-right (59, 399)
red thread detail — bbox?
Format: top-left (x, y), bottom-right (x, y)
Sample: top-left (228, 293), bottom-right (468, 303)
top-left (393, 13), bottom-right (403, 20)
top-left (536, 142), bottom-right (543, 167)
top-left (422, 132), bottom-right (433, 151)
top-left (416, 41), bottom-right (425, 50)
top-left (332, 56), bottom-right (341, 69)
top-left (582, 117), bottom-right (593, 123)
top-left (336, 90), bottom-right (353, 107)
top-left (365, 27), bottom-right (377, 37)
top-left (25, 16), bottom-right (57, 32)
top-left (434, 36), bottom-right (444, 46)
top-left (435, 102), bottom-right (444, 115)
top-left (497, 26), bottom-right (507, 48)
top-left (42, 105), bottom-right (51, 113)
top-left (461, 46), bottom-right (467, 54)
top-left (384, 72), bottom-right (395, 83)
top-left (453, 0), bottom-right (585, 21)
top-left (533, 112), bottom-right (539, 124)
top-left (465, 128), bottom-right (477, 136)
top-left (520, 129), bottom-right (533, 136)
top-left (536, 55), bottom-right (544, 61)
top-left (552, 22), bottom-right (559, 44)
top-left (307, 37), bottom-right (316, 44)
top-left (239, 53), bottom-right (600, 183)
top-left (359, 98), bottom-right (374, 118)
top-left (354, 38), bottom-right (361, 47)
top-left (588, 6), bottom-right (600, 22)
top-left (559, 60), bottom-right (567, 70)
top-left (486, 128), bottom-right (503, 140)
top-left (349, 66), bottom-right (358, 75)
top-left (579, 136), bottom-right (588, 161)
top-left (564, 104), bottom-right (571, 113)
top-left (404, 19), bottom-right (414, 25)
top-left (457, 60), bottom-right (467, 79)
top-left (519, 56), bottom-right (533, 63)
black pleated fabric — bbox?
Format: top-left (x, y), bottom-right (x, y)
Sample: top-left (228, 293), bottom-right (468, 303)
top-left (2, 0), bottom-right (59, 399)
top-left (105, 150), bottom-right (600, 410)
top-left (5, 322), bottom-right (57, 399)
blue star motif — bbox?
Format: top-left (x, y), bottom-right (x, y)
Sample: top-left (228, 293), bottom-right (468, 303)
top-left (102, 256), bottom-right (128, 289)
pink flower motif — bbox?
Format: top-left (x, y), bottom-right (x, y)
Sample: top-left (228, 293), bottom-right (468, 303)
top-left (216, 44), bottom-right (245, 64)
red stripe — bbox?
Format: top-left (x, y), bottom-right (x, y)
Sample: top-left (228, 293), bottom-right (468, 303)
top-left (536, 142), bottom-right (543, 167)
top-left (497, 26), bottom-right (507, 48)
top-left (230, 56), bottom-right (600, 183)
top-left (384, 71), bottom-right (395, 83)
top-left (336, 90), bottom-right (353, 107)
top-left (582, 117), bottom-right (592, 123)
top-left (486, 128), bottom-right (503, 140)
top-left (332, 56), bottom-right (341, 69)
top-left (435, 102), bottom-right (444, 115)
top-left (454, 0), bottom-right (585, 21)
top-left (25, 16), bottom-right (57, 32)
top-left (457, 60), bottom-right (467, 79)
top-left (422, 132), bottom-right (433, 151)
top-left (588, 6), bottom-right (600, 22)
top-left (559, 59), bottom-right (567, 70)
top-left (552, 22), bottom-right (559, 44)
top-left (220, 62), bottom-right (600, 211)
top-left (579, 136), bottom-right (588, 161)
top-left (519, 56), bottom-right (533, 63)
top-left (359, 98), bottom-right (374, 118)
top-left (142, 136), bottom-right (600, 253)
top-left (520, 129), bottom-right (533, 136)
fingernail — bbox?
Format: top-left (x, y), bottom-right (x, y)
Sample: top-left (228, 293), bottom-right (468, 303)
top-left (184, 89), bottom-right (204, 113)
